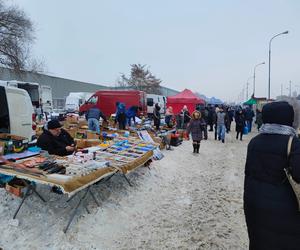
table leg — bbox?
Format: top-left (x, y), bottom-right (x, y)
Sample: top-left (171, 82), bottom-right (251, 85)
top-left (122, 173), bottom-right (132, 187)
top-left (89, 189), bottom-right (100, 207)
top-left (104, 172), bottom-right (116, 183)
top-left (66, 192), bottom-right (79, 203)
top-left (13, 186), bottom-right (31, 219)
top-left (85, 205), bottom-right (91, 214)
top-left (32, 187), bottom-right (46, 202)
top-left (64, 187), bottom-right (90, 233)
top-left (13, 182), bottom-right (46, 219)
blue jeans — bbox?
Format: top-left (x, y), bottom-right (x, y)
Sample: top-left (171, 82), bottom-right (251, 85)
top-left (217, 124), bottom-right (226, 140)
top-left (88, 118), bottom-right (100, 134)
top-left (246, 120), bottom-right (252, 132)
top-left (127, 117), bottom-right (136, 127)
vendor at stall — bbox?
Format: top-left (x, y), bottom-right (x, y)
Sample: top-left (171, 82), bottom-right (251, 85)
top-left (85, 105), bottom-right (107, 134)
top-left (126, 106), bottom-right (138, 127)
top-left (37, 120), bottom-right (75, 156)
top-left (115, 102), bottom-right (127, 130)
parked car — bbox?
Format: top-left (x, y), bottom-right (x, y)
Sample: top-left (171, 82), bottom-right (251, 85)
top-left (0, 85), bottom-right (36, 140)
top-left (147, 94), bottom-right (166, 116)
top-left (79, 90), bottom-right (147, 117)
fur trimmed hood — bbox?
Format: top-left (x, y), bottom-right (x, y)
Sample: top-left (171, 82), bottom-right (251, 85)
top-left (191, 110), bottom-right (201, 120)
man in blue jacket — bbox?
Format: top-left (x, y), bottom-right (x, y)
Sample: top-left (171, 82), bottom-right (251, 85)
top-left (245, 107), bottom-right (255, 132)
top-left (126, 106), bottom-right (138, 127)
top-left (85, 105), bottom-right (107, 134)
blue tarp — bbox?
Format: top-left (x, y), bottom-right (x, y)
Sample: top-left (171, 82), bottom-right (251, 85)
top-left (0, 174), bottom-right (14, 184)
top-left (207, 97), bottom-right (223, 105)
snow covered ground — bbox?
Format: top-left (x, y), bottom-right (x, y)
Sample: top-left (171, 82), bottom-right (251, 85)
top-left (0, 130), bottom-right (251, 250)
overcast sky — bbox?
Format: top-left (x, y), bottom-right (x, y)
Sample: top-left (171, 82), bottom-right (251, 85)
top-left (11, 0), bottom-right (300, 102)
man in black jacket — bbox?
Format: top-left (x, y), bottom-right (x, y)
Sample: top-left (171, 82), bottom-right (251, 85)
top-left (37, 120), bottom-right (75, 156)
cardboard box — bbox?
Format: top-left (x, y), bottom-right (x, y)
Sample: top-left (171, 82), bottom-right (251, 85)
top-left (86, 130), bottom-right (99, 139)
top-left (5, 179), bottom-right (26, 197)
top-left (74, 139), bottom-right (101, 148)
top-left (0, 133), bottom-right (26, 141)
top-left (75, 129), bottom-right (87, 139)
top-left (78, 118), bottom-right (88, 128)
top-left (152, 136), bottom-right (165, 150)
top-left (65, 128), bottom-right (78, 138)
top-left (64, 122), bottom-right (78, 129)
top-left (0, 133), bottom-right (28, 153)
top-left (66, 115), bottom-right (78, 124)
top-left (75, 139), bottom-right (86, 149)
top-left (85, 139), bottom-right (101, 147)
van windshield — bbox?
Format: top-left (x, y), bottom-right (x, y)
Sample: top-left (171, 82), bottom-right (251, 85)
top-left (87, 96), bottom-right (98, 104)
top-left (0, 86), bottom-right (10, 133)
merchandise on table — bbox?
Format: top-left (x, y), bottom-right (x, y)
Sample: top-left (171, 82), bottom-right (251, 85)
top-left (0, 133), bottom-right (29, 154)
top-left (0, 133), bottom-right (158, 185)
top-left (65, 161), bottom-right (109, 176)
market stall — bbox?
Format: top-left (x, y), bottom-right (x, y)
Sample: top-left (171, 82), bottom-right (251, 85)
top-left (167, 89), bottom-right (205, 114)
top-left (0, 133), bottom-right (156, 233)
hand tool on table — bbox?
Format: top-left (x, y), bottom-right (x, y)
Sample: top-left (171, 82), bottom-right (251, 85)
top-left (0, 165), bottom-right (45, 177)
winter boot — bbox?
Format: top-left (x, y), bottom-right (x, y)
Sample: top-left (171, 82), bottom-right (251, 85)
top-left (196, 143), bottom-right (200, 153)
top-left (193, 144), bottom-right (197, 153)
top-left (222, 139), bottom-right (225, 143)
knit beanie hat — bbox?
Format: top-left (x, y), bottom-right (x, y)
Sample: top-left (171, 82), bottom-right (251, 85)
top-left (262, 101), bottom-right (294, 126)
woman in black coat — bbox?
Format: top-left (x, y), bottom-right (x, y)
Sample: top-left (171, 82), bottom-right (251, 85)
top-left (235, 109), bottom-right (245, 140)
top-left (244, 101), bottom-right (300, 250)
top-left (186, 110), bottom-right (205, 153)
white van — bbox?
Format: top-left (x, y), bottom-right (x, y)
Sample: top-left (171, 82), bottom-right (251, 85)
top-left (147, 94), bottom-right (166, 115)
top-left (65, 92), bottom-right (93, 112)
top-left (0, 85), bottom-right (36, 140)
top-left (6, 80), bottom-right (53, 113)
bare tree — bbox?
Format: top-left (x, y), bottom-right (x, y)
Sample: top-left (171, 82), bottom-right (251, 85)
top-left (117, 73), bottom-right (130, 88)
top-left (118, 64), bottom-right (162, 94)
top-left (0, 0), bottom-right (41, 72)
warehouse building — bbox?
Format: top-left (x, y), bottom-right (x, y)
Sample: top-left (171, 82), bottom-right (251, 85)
top-left (0, 67), bottom-right (108, 109)
top-left (0, 67), bottom-right (179, 109)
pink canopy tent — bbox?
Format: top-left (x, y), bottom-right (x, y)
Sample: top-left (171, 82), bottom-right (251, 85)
top-left (167, 89), bottom-right (205, 114)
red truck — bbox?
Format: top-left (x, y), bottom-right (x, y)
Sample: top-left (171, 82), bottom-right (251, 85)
top-left (79, 90), bottom-right (147, 117)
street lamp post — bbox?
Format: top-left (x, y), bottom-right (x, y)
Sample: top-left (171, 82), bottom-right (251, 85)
top-left (268, 30), bottom-right (289, 100)
top-left (246, 76), bottom-right (253, 100)
top-left (294, 84), bottom-right (300, 97)
top-left (253, 62), bottom-right (265, 97)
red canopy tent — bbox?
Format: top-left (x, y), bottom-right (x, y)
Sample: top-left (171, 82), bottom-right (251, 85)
top-left (167, 89), bottom-right (205, 114)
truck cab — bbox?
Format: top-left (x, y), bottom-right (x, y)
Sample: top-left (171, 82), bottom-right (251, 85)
top-left (79, 90), bottom-right (147, 117)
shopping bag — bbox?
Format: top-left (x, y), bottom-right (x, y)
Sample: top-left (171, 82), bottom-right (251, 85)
top-left (243, 126), bottom-right (248, 135)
